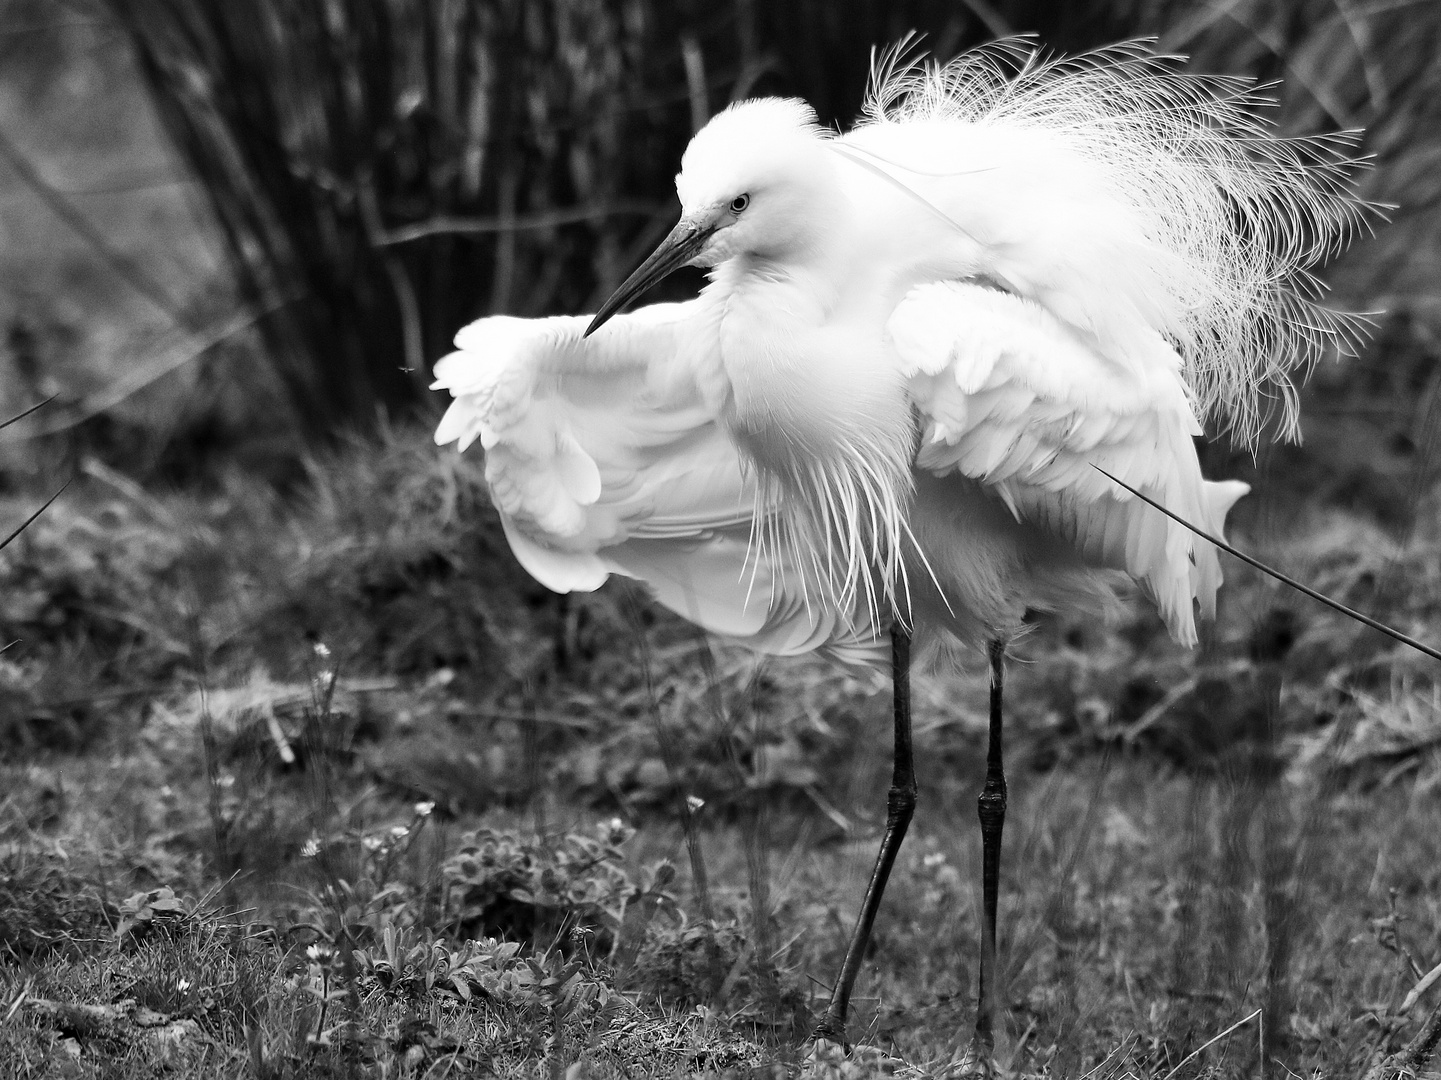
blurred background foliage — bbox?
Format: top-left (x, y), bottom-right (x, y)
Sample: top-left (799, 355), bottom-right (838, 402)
top-left (0, 0), bottom-right (1437, 498)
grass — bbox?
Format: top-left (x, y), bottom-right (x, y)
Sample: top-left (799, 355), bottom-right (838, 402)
top-left (3, 422), bottom-right (1441, 1078)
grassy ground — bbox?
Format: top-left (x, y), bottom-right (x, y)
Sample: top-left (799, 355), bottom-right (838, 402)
top-left (3, 423), bottom-right (1441, 1078)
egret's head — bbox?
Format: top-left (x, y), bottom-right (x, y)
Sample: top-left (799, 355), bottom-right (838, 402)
top-left (587, 98), bottom-right (835, 336)
top-left (676, 98), bottom-right (834, 263)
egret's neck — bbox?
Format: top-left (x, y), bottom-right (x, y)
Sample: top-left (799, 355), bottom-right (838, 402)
top-left (709, 246), bottom-right (917, 617)
top-left (714, 254), bottom-right (883, 457)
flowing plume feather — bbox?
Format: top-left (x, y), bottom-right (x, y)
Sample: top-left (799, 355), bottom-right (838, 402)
top-left (859, 37), bottom-right (1376, 447)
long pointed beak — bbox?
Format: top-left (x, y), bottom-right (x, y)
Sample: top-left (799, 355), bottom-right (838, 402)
top-left (585, 217), bottom-right (713, 337)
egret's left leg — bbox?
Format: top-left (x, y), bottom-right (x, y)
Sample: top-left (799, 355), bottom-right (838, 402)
top-left (972, 638), bottom-right (1008, 1058)
top-left (812, 624), bottom-right (917, 1047)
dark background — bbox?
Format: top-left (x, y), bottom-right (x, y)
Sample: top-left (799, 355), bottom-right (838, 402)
top-left (2, 0), bottom-right (1437, 501)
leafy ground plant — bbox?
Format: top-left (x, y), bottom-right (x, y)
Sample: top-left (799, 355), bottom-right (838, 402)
top-left (0, 809), bottom-right (789, 1078)
top-left (4, 424), bottom-right (1441, 1078)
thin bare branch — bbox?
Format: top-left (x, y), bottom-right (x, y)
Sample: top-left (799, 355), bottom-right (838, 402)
top-left (4, 304), bottom-right (286, 439)
top-left (0, 124), bottom-right (187, 325)
top-left (0, 480), bottom-right (70, 552)
top-left (0, 396), bottom-right (55, 433)
top-left (372, 202), bottom-right (660, 247)
top-left (1095, 466), bottom-right (1441, 664)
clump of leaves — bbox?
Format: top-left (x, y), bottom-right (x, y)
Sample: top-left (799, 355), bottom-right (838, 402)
top-left (552, 641), bottom-right (887, 826)
top-left (353, 928), bottom-right (620, 1021)
top-left (442, 818), bottom-right (674, 952)
top-left (351, 925), bottom-right (481, 1000)
top-left (629, 918), bottom-right (812, 1035)
top-left (115, 886), bottom-right (199, 949)
top-left (628, 919), bottom-right (749, 1009)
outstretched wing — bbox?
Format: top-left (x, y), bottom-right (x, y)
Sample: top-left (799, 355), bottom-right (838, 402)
top-left (433, 303), bottom-right (882, 665)
top-left (890, 281), bottom-right (1248, 645)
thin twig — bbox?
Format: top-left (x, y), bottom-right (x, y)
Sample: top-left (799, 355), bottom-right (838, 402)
top-left (1121, 660), bottom-right (1252, 743)
top-left (1160, 1008), bottom-right (1262, 1080)
top-left (0, 396), bottom-right (55, 433)
top-left (1078, 1034), bottom-right (1136, 1080)
top-left (372, 202), bottom-right (659, 246)
top-left (1, 305), bottom-right (285, 439)
top-left (1401, 959), bottom-right (1441, 1013)
top-left (0, 481), bottom-right (70, 552)
top-left (1094, 466), bottom-right (1441, 664)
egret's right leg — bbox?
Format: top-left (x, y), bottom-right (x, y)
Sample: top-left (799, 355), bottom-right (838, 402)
top-left (971, 638), bottom-right (1009, 1059)
top-left (812, 624), bottom-right (917, 1047)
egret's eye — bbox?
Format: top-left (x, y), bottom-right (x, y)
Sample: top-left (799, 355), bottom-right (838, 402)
top-left (729, 194), bottom-right (750, 214)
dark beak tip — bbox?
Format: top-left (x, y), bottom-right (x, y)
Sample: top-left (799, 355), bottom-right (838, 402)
top-left (582, 217), bottom-right (704, 341)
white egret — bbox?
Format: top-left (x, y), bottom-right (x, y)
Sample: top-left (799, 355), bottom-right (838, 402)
top-left (433, 40), bottom-right (1366, 1057)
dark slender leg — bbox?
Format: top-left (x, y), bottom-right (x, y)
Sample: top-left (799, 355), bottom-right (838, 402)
top-left (813, 625), bottom-right (917, 1046)
top-left (972, 639), bottom-right (1008, 1058)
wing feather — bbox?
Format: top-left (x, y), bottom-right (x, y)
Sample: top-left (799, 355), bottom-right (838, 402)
top-left (433, 305), bottom-right (882, 666)
top-left (894, 281), bottom-right (1247, 644)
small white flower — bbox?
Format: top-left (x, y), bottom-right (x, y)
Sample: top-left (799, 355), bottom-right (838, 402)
top-left (306, 944), bottom-right (322, 961)
top-left (176, 979), bottom-right (191, 993)
top-left (414, 801), bottom-right (435, 817)
top-left (300, 838), bottom-right (320, 858)
top-left (313, 642), bottom-right (331, 659)
top-left (685, 795), bottom-right (705, 814)
top-left (390, 825), bottom-right (409, 839)
top-left (362, 835), bottom-right (385, 851)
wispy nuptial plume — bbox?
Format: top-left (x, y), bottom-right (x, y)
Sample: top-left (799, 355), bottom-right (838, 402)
top-left (858, 37), bottom-right (1376, 447)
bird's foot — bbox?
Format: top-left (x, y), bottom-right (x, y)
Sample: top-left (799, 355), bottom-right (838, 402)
top-left (800, 1038), bottom-right (905, 1079)
top-left (807, 1018), bottom-right (848, 1052)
